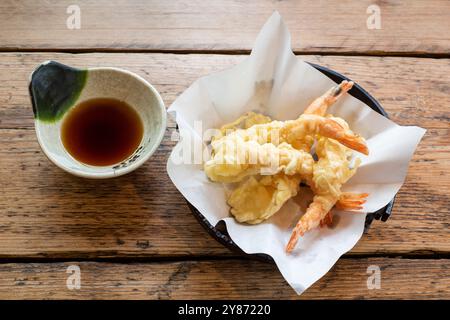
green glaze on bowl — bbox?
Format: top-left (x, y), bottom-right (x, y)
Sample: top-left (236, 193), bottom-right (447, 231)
top-left (30, 61), bottom-right (87, 122)
top-left (29, 60), bottom-right (167, 179)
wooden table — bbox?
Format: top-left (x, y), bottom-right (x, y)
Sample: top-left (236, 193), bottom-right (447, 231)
top-left (0, 0), bottom-right (449, 299)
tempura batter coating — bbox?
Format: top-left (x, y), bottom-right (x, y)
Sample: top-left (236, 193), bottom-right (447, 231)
top-left (204, 139), bottom-right (314, 183)
top-left (227, 174), bottom-right (302, 224)
top-left (202, 81), bottom-right (369, 254)
top-left (204, 113), bottom-right (367, 183)
top-left (286, 137), bottom-right (361, 252)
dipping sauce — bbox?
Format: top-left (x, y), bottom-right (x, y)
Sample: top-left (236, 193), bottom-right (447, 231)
top-left (61, 98), bottom-right (143, 166)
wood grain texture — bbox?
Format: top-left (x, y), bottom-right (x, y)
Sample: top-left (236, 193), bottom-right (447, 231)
top-left (0, 0), bottom-right (449, 55)
top-left (0, 258), bottom-right (448, 299)
top-left (2, 53), bottom-right (450, 130)
top-left (0, 52), bottom-right (449, 258)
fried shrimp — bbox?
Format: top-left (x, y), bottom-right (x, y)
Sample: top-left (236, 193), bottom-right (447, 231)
top-left (304, 80), bottom-right (354, 116)
top-left (234, 114), bottom-right (366, 154)
top-left (319, 193), bottom-right (369, 227)
top-left (283, 82), bottom-right (367, 251)
top-left (227, 176), bottom-right (365, 225)
top-left (280, 114), bottom-right (368, 155)
top-left (204, 140), bottom-right (314, 183)
top-left (204, 110), bottom-right (369, 184)
top-left (203, 80), bottom-right (369, 254)
top-left (285, 137), bottom-right (362, 253)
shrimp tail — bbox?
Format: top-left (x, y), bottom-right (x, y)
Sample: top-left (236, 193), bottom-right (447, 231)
top-left (319, 193), bottom-right (369, 227)
top-left (335, 192), bottom-right (369, 210)
top-left (286, 201), bottom-right (327, 253)
top-left (286, 192), bottom-right (369, 252)
top-left (320, 119), bottom-right (369, 155)
top-left (304, 80), bottom-right (354, 116)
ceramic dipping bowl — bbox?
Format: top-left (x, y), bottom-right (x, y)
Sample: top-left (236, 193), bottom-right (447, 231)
top-left (29, 61), bottom-right (166, 178)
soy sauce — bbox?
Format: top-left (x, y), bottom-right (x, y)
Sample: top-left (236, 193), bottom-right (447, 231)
top-left (61, 98), bottom-right (144, 166)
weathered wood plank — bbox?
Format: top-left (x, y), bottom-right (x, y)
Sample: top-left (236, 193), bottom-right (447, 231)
top-left (1, 53), bottom-right (449, 130)
top-left (0, 0), bottom-right (449, 55)
top-left (0, 258), bottom-right (448, 299)
top-left (0, 52), bottom-right (448, 258)
top-left (0, 126), bottom-right (447, 258)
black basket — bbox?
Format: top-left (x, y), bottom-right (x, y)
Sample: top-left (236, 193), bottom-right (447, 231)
top-left (185, 62), bottom-right (395, 262)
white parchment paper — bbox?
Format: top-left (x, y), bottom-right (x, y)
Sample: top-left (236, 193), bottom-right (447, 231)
top-left (166, 12), bottom-right (426, 294)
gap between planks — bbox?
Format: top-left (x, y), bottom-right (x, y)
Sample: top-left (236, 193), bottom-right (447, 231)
top-left (0, 251), bottom-right (449, 264)
top-left (1, 48), bottom-right (450, 60)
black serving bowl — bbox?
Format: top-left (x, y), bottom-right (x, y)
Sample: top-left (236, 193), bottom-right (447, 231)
top-left (186, 63), bottom-right (396, 262)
